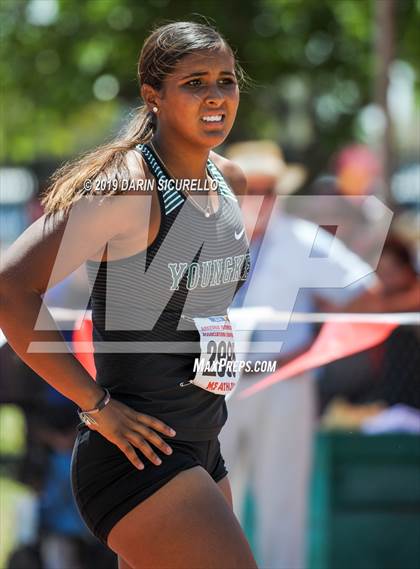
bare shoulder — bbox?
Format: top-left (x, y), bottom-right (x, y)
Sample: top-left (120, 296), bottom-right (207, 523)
top-left (91, 147), bottom-right (152, 226)
top-left (124, 147), bottom-right (148, 183)
top-left (94, 147), bottom-right (148, 194)
top-left (209, 151), bottom-right (248, 196)
top-left (0, 148), bottom-right (153, 295)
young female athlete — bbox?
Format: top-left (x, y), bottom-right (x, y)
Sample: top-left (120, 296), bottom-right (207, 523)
top-left (0, 21), bottom-right (257, 568)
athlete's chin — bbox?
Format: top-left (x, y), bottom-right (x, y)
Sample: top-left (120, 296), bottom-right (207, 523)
top-left (198, 128), bottom-right (230, 147)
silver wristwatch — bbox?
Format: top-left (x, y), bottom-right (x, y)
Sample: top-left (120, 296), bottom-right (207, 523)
top-left (77, 388), bottom-right (111, 427)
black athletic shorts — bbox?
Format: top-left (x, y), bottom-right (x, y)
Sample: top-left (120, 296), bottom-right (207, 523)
top-left (70, 424), bottom-right (228, 547)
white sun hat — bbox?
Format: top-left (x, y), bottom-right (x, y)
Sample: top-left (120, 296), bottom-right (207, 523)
top-left (225, 140), bottom-right (307, 195)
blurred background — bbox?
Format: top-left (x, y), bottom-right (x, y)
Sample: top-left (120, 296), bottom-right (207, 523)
top-left (0, 1), bottom-right (419, 568)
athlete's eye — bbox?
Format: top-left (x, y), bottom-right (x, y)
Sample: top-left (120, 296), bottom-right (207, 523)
top-left (185, 78), bottom-right (236, 88)
top-left (186, 79), bottom-right (202, 87)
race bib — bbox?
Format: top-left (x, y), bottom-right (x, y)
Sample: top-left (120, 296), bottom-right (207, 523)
top-left (182, 314), bottom-right (238, 395)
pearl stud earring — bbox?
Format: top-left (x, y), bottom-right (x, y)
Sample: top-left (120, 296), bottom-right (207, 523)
top-left (152, 106), bottom-right (158, 113)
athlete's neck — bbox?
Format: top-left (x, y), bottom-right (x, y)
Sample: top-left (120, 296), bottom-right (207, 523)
top-left (150, 132), bottom-right (210, 183)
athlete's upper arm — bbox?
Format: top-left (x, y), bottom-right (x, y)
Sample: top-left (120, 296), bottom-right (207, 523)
top-left (0, 194), bottom-right (133, 296)
top-left (210, 152), bottom-right (248, 196)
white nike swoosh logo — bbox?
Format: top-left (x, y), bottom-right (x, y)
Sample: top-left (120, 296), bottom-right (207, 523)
top-left (234, 228), bottom-right (245, 240)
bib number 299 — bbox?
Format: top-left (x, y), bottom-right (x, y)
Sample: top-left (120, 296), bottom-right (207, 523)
top-left (205, 339), bottom-right (235, 378)
top-left (190, 314), bottom-right (239, 395)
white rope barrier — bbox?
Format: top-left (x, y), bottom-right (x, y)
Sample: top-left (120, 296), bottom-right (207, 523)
top-left (228, 307), bottom-right (420, 325)
top-left (7, 305), bottom-right (420, 325)
top-left (1, 306), bottom-right (418, 351)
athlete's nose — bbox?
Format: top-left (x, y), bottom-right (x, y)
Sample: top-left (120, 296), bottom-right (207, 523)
top-left (204, 84), bottom-right (224, 105)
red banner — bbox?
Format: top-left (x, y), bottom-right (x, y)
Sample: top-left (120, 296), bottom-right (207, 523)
top-left (239, 321), bottom-right (398, 399)
top-left (72, 316), bottom-right (96, 379)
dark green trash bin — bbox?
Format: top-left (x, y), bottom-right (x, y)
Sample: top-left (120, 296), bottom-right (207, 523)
top-left (307, 432), bottom-right (420, 569)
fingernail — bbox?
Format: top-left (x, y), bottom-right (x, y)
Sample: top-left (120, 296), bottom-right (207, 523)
top-left (166, 447), bottom-right (173, 454)
top-left (156, 458), bottom-right (162, 465)
top-left (169, 429), bottom-right (176, 436)
top-left (137, 463), bottom-right (144, 470)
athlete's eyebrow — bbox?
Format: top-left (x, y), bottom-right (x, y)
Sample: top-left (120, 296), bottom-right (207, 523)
top-left (180, 71), bottom-right (236, 80)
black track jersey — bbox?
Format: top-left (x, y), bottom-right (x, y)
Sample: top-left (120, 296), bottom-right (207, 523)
top-left (85, 143), bottom-right (250, 440)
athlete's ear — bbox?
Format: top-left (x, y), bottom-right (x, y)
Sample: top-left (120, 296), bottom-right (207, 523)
top-left (141, 84), bottom-right (162, 112)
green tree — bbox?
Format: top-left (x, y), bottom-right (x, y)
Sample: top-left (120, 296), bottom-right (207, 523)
top-left (1, 0), bottom-right (419, 180)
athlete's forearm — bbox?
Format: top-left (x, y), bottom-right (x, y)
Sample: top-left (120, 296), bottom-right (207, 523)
top-left (0, 287), bottom-right (104, 410)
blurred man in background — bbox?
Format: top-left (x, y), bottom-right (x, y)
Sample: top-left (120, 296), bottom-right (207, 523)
top-left (220, 140), bottom-right (381, 569)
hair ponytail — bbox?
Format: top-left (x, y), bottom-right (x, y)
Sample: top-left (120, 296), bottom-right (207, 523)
top-left (40, 105), bottom-right (156, 215)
